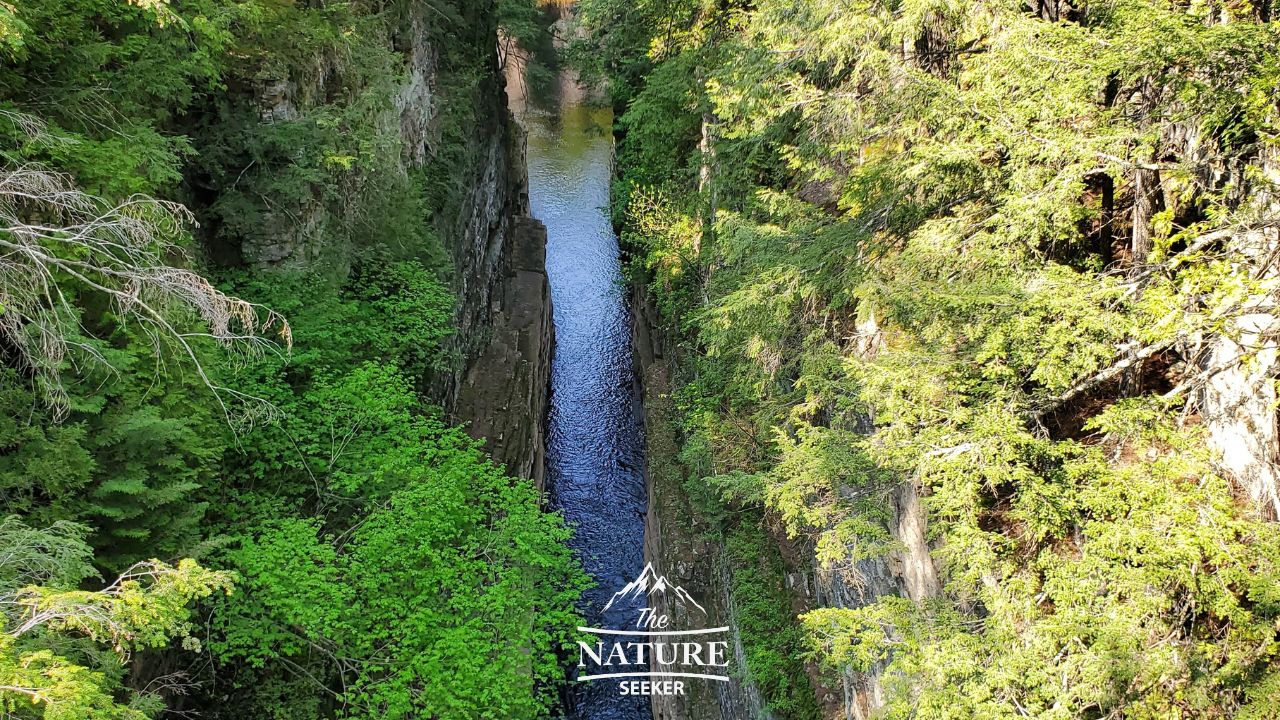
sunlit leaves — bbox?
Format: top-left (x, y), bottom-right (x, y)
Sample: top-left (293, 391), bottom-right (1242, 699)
top-left (0, 528), bottom-right (233, 719)
top-left (213, 416), bottom-right (587, 719)
top-left (591, 0), bottom-right (1280, 714)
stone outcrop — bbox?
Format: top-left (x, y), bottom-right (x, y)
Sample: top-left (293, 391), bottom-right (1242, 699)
top-left (632, 286), bottom-right (770, 720)
top-left (634, 281), bottom-right (942, 720)
top-left (799, 318), bottom-right (941, 719)
top-left (436, 91), bottom-right (534, 408)
top-left (455, 215), bottom-right (552, 488)
top-left (435, 57), bottom-right (553, 484)
top-left (804, 482), bottom-right (938, 719)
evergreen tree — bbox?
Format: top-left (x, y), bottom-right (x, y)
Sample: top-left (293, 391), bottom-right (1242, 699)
top-left (576, 0), bottom-right (1280, 715)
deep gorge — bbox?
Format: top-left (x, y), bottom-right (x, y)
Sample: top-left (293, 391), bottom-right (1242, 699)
top-left (3, 0), bottom-right (1280, 719)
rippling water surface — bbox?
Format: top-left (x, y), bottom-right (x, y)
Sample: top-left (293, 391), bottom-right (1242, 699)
top-left (525, 101), bottom-right (652, 720)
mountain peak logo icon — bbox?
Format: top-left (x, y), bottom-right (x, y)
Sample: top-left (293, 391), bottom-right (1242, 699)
top-left (602, 562), bottom-right (706, 614)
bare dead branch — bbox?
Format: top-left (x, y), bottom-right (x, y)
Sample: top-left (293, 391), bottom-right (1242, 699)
top-left (1028, 337), bottom-right (1178, 425)
top-left (0, 114), bottom-right (290, 423)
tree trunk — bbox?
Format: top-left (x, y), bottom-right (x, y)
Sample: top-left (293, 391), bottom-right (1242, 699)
top-left (695, 110), bottom-right (717, 256)
top-left (1131, 164), bottom-right (1162, 265)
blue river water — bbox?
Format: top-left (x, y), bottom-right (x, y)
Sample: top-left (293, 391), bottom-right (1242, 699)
top-left (524, 98), bottom-right (652, 719)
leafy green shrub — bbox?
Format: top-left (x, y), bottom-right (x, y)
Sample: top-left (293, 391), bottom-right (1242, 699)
top-left (211, 365), bottom-right (586, 719)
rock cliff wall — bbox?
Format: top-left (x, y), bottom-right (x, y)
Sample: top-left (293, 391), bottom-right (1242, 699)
top-left (443, 89), bottom-right (553, 486)
top-left (632, 286), bottom-right (771, 720)
top-left (633, 284), bottom-right (940, 720)
top-left (437, 45), bottom-right (553, 485)
top-left (455, 214), bottom-right (553, 488)
top-left (800, 478), bottom-right (938, 720)
top-left (232, 1), bottom-right (552, 483)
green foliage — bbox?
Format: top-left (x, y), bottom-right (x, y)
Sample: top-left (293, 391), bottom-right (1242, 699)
top-left (614, 52), bottom-right (706, 190)
top-left (0, 330), bottom-right (227, 572)
top-left (724, 522), bottom-right (822, 720)
top-left (497, 0), bottom-right (545, 52)
top-left (0, 372), bottom-right (95, 525)
top-left (0, 516), bottom-right (98, 591)
top-left (211, 409), bottom-right (585, 719)
top-left (0, 0), bottom-right (229, 195)
top-left (0, 516), bottom-right (232, 719)
top-left (211, 518), bottom-right (349, 670)
top-left (805, 406), bottom-right (1280, 719)
top-left (587, 0), bottom-right (1280, 715)
top-left (229, 259), bottom-right (455, 383)
top-left (0, 1), bottom-right (582, 719)
top-left (72, 338), bottom-right (224, 570)
top-left (343, 456), bottom-right (583, 718)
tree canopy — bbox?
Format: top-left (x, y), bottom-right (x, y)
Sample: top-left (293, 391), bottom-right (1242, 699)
top-left (574, 0), bottom-right (1280, 716)
top-left (0, 0), bottom-right (581, 718)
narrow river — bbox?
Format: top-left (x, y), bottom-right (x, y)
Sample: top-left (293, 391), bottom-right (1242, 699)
top-left (524, 96), bottom-right (652, 719)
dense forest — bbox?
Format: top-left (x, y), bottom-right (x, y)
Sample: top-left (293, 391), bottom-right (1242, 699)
top-left (571, 0), bottom-right (1280, 718)
top-left (0, 0), bottom-right (586, 718)
top-left (5, 0), bottom-right (1280, 718)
